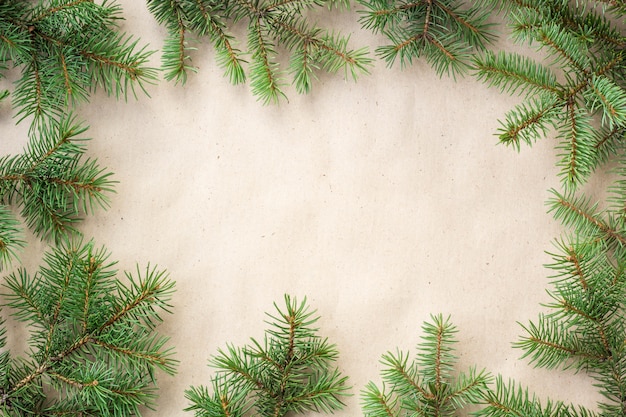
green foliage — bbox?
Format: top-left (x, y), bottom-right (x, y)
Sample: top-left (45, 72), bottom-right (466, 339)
top-left (146, 0), bottom-right (373, 103)
top-left (0, 116), bottom-right (115, 262)
top-left (0, 238), bottom-right (177, 416)
top-left (358, 0), bottom-right (626, 190)
top-left (500, 188), bottom-right (626, 416)
top-left (0, 0), bottom-right (156, 126)
top-left (185, 294), bottom-right (350, 417)
top-left (361, 314), bottom-right (491, 417)
top-left (477, 376), bottom-right (597, 417)
top-left (358, 0), bottom-right (496, 76)
top-left (0, 205), bottom-right (25, 270)
top-left (472, 1), bottom-right (626, 189)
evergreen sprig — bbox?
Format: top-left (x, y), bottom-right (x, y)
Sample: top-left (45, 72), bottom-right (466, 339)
top-left (546, 188), bottom-right (626, 251)
top-left (472, 0), bottom-right (626, 189)
top-left (0, 116), bottom-right (116, 253)
top-left (358, 0), bottom-right (496, 76)
top-left (0, 205), bottom-right (25, 270)
top-left (0, 238), bottom-right (177, 416)
top-left (185, 294), bottom-right (350, 417)
top-left (476, 376), bottom-right (597, 417)
top-left (361, 314), bottom-right (491, 417)
top-left (146, 0), bottom-right (373, 103)
top-left (507, 189), bottom-right (626, 416)
top-left (0, 0), bottom-right (157, 126)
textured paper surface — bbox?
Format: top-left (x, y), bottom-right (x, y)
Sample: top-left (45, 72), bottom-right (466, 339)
top-left (1, 2), bottom-right (606, 416)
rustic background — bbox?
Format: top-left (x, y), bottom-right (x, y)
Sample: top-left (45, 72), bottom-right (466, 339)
top-left (0, 2), bottom-right (607, 416)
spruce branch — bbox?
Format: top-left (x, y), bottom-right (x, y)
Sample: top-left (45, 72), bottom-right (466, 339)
top-left (555, 104), bottom-right (597, 187)
top-left (145, 0), bottom-right (198, 84)
top-left (0, 238), bottom-right (177, 416)
top-left (147, 0), bottom-right (372, 103)
top-left (472, 51), bottom-right (560, 97)
top-left (361, 314), bottom-right (491, 417)
top-left (185, 294), bottom-right (351, 417)
top-left (476, 376), bottom-right (594, 417)
top-left (607, 161), bottom-right (626, 218)
top-left (472, 0), bottom-right (626, 189)
top-left (0, 0), bottom-right (157, 127)
top-left (585, 75), bottom-right (626, 129)
top-left (513, 189), bottom-right (626, 416)
top-left (0, 205), bottom-right (25, 270)
top-left (590, 124), bottom-right (626, 167)
top-left (358, 0), bottom-right (496, 76)
top-left (546, 188), bottom-right (626, 249)
top-left (0, 116), bottom-right (116, 245)
top-left (495, 94), bottom-right (560, 149)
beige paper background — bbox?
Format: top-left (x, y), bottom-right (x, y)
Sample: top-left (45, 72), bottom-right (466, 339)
top-left (1, 2), bottom-right (610, 416)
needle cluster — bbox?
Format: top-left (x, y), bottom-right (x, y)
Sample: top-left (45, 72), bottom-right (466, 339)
top-left (0, 117), bottom-right (115, 268)
top-left (472, 0), bottom-right (626, 189)
top-left (361, 314), bottom-right (491, 417)
top-left (185, 295), bottom-right (350, 417)
top-left (358, 0), bottom-right (496, 76)
top-left (0, 239), bottom-right (177, 416)
top-left (475, 187), bottom-right (626, 417)
top-left (146, 0), bottom-right (373, 103)
top-left (359, 0), bottom-right (626, 191)
top-left (523, 190), bottom-right (626, 416)
top-left (0, 0), bottom-right (156, 127)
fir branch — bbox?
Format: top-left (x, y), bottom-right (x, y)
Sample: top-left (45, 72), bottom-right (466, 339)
top-left (186, 295), bottom-right (350, 417)
top-left (496, 94), bottom-right (560, 149)
top-left (3, 267), bottom-right (48, 328)
top-left (146, 0), bottom-right (196, 84)
top-left (0, 116), bottom-right (116, 244)
top-left (271, 16), bottom-right (370, 92)
top-left (357, 1), bottom-right (423, 33)
top-left (0, 0), bottom-right (156, 127)
top-left (211, 344), bottom-right (268, 393)
top-left (546, 239), bottom-right (597, 291)
top-left (555, 103), bottom-right (596, 188)
top-left (185, 379), bottom-right (252, 417)
top-left (360, 382), bottom-right (398, 417)
top-left (0, 2), bottom-right (32, 64)
top-left (593, 124), bottom-right (626, 167)
top-left (536, 23), bottom-right (590, 73)
top-left (0, 205), bottom-right (25, 270)
top-left (515, 188), bottom-right (626, 414)
top-left (447, 367), bottom-right (492, 409)
top-left (473, 51), bottom-right (560, 97)
top-left (206, 18), bottom-right (246, 85)
top-left (418, 314), bottom-right (457, 388)
top-left (358, 0), bottom-right (496, 76)
top-left (249, 18), bottom-right (286, 105)
top-left (436, 0), bottom-right (495, 50)
top-left (608, 160), bottom-right (626, 218)
top-left (539, 0), bottom-right (626, 50)
top-left (379, 349), bottom-right (431, 400)
top-left (516, 307), bottom-right (626, 411)
top-left (0, 239), bottom-right (177, 415)
top-left (79, 32), bottom-right (157, 100)
top-left (147, 0), bottom-right (371, 102)
top-left (547, 188), bottom-right (626, 248)
top-left (594, 346), bottom-right (626, 416)
top-left (476, 376), bottom-right (578, 417)
top-left (472, 0), bottom-right (626, 189)
top-left (12, 55), bottom-right (55, 124)
top-left (362, 314), bottom-right (491, 417)
top-left (585, 74), bottom-right (626, 129)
